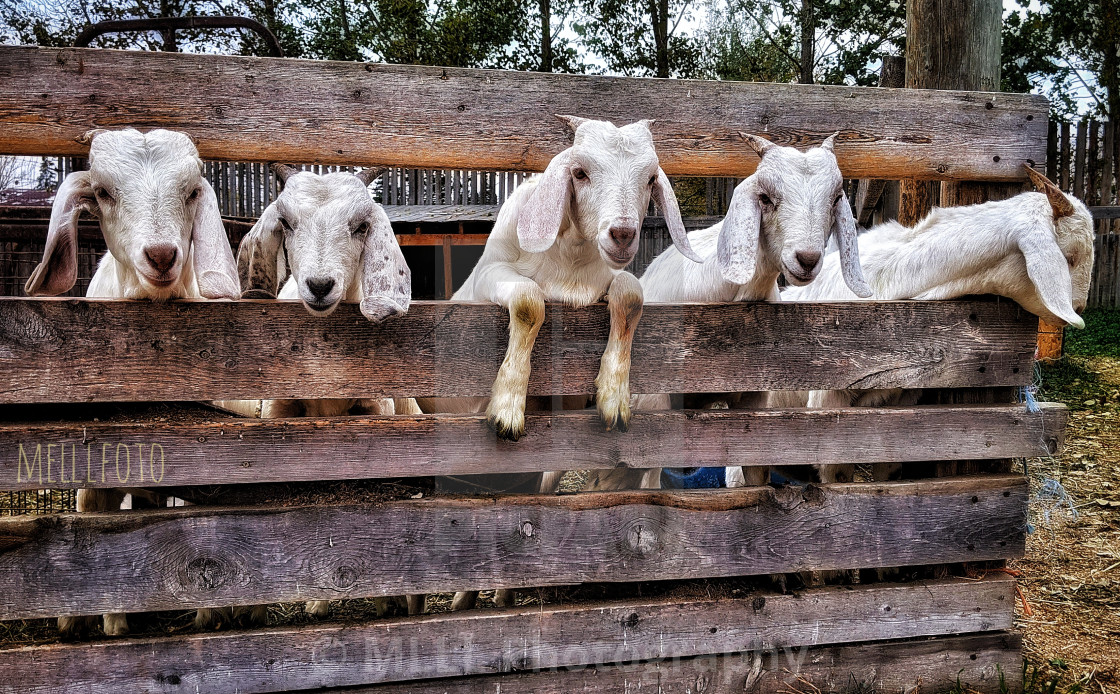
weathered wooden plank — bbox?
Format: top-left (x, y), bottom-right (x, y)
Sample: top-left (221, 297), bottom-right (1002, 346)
top-left (0, 476), bottom-right (1027, 619)
top-left (384, 204), bottom-right (501, 223)
top-left (0, 577), bottom-right (1016, 694)
top-left (395, 234), bottom-right (489, 246)
top-left (0, 46), bottom-right (1046, 180)
top-left (354, 633), bottom-right (1024, 694)
top-left (0, 298), bottom-right (1039, 403)
top-left (0, 404), bottom-right (1065, 491)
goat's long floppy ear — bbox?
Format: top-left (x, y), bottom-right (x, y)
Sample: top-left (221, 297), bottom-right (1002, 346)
top-left (716, 179), bottom-right (764, 284)
top-left (25, 171), bottom-right (94, 296)
top-left (830, 192), bottom-right (872, 297)
top-left (237, 202), bottom-right (285, 297)
top-left (1024, 165), bottom-right (1075, 219)
top-left (1018, 228), bottom-right (1084, 328)
top-left (652, 168), bottom-right (702, 263)
top-left (360, 205), bottom-right (411, 322)
top-left (517, 148), bottom-right (573, 253)
top-left (191, 179), bottom-right (240, 299)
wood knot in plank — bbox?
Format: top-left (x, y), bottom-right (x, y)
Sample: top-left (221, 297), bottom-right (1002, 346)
top-left (622, 518), bottom-right (662, 557)
top-left (0, 302), bottom-right (64, 355)
top-left (183, 555), bottom-right (235, 592)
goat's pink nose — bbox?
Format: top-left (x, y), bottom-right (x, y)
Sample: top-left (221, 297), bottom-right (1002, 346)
top-left (609, 222), bottom-right (638, 247)
top-left (795, 250), bottom-right (821, 273)
top-left (144, 244), bottom-right (178, 274)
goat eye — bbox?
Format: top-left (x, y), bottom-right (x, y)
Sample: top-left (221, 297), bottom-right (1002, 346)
top-left (648, 175), bottom-right (657, 186)
top-left (572, 168), bottom-right (587, 181)
top-left (758, 193), bottom-right (773, 207)
top-left (353, 222), bottom-right (370, 236)
top-left (187, 188), bottom-right (201, 202)
top-left (834, 194), bottom-right (843, 206)
top-left (94, 187), bottom-right (113, 202)
top-left (279, 217), bottom-right (292, 232)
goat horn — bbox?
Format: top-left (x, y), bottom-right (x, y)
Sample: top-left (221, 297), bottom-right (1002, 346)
top-left (738, 132), bottom-right (776, 158)
top-left (77, 129), bottom-right (108, 145)
top-left (555, 114), bottom-right (590, 132)
top-left (355, 166), bottom-right (388, 186)
top-left (1024, 165), bottom-right (1075, 219)
top-left (820, 132), bottom-right (840, 151)
top-left (271, 163), bottom-right (300, 184)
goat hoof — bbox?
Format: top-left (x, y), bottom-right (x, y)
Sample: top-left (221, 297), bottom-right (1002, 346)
top-left (101, 612), bottom-right (130, 637)
top-left (450, 591), bottom-right (479, 611)
top-left (194, 607), bottom-right (234, 630)
top-left (486, 407), bottom-right (525, 441)
top-left (57, 615), bottom-right (100, 640)
top-left (596, 392), bottom-right (631, 432)
top-left (236, 604), bottom-right (269, 626)
top-left (305, 600), bottom-right (331, 618)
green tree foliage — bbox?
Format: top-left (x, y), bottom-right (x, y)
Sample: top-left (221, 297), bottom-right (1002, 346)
top-left (574, 0), bottom-right (702, 77)
top-left (1002, 0), bottom-right (1120, 118)
top-left (702, 0), bottom-right (903, 85)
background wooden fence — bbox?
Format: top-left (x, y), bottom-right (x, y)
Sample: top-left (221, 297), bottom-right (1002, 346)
top-left (1047, 118), bottom-right (1119, 308)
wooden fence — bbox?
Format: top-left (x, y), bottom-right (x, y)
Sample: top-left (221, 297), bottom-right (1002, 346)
top-left (0, 44), bottom-right (1059, 692)
top-left (1048, 118), bottom-right (1120, 308)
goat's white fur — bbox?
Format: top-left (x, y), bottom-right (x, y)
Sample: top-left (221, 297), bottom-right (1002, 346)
top-left (418, 116), bottom-right (698, 610)
top-left (771, 173), bottom-right (1095, 487)
top-left (235, 166), bottom-right (419, 617)
top-left (590, 135), bottom-right (870, 492)
top-left (25, 128), bottom-right (241, 638)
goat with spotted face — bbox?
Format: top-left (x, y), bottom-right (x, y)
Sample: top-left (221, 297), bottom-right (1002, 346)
top-left (24, 128), bottom-right (241, 638)
top-left (586, 133), bottom-right (870, 492)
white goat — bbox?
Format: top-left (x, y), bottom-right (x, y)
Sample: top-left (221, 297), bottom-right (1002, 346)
top-left (418, 115), bottom-right (700, 610)
top-left (778, 166), bottom-right (1094, 485)
top-left (588, 133), bottom-right (871, 492)
top-left (235, 164), bottom-right (413, 419)
top-left (24, 128), bottom-right (240, 637)
top-left (236, 163), bottom-right (420, 617)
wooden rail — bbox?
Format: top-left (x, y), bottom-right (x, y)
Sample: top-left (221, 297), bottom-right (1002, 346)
top-left (353, 633), bottom-right (1023, 694)
top-left (0, 476), bottom-right (1026, 620)
top-left (0, 577), bottom-right (1015, 693)
top-left (0, 46), bottom-right (1046, 180)
top-left (0, 404), bottom-right (1064, 491)
top-left (0, 298), bottom-right (1039, 403)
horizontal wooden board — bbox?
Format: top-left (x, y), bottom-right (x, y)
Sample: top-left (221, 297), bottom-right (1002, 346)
top-left (356, 633), bottom-right (1024, 694)
top-left (0, 404), bottom-right (1065, 491)
top-left (0, 577), bottom-right (1015, 693)
top-left (0, 46), bottom-right (1046, 180)
top-left (0, 298), bottom-right (1039, 403)
top-left (0, 476), bottom-right (1027, 620)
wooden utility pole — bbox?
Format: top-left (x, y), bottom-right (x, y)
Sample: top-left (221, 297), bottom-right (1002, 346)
top-left (900, 0), bottom-right (1003, 223)
top-left (539, 0), bottom-right (552, 72)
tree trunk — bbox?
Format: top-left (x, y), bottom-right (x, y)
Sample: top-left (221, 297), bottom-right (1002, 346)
top-left (539, 0), bottom-right (552, 72)
top-left (799, 0), bottom-right (815, 84)
top-left (902, 0), bottom-right (1002, 222)
top-left (649, 0), bottom-right (670, 78)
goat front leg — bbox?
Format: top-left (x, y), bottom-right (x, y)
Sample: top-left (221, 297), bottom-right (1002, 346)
top-left (596, 272), bottom-right (643, 432)
top-left (58, 488), bottom-right (129, 638)
top-left (486, 279), bottom-right (546, 441)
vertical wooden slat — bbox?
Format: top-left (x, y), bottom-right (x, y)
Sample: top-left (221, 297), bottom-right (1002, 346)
top-left (1088, 120), bottom-right (1099, 205)
top-left (442, 235), bottom-right (454, 299)
top-left (1103, 122), bottom-right (1115, 226)
top-left (1073, 119), bottom-right (1087, 198)
top-left (1060, 121), bottom-right (1072, 191)
top-left (1046, 120), bottom-right (1058, 181)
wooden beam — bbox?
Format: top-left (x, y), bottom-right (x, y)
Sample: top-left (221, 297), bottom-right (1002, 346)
top-left (0, 475), bottom-right (1027, 619)
top-left (395, 233), bottom-right (489, 246)
top-left (0, 46), bottom-right (1046, 180)
top-left (1091, 205), bottom-right (1120, 220)
top-left (0, 404), bottom-right (1065, 491)
top-left (0, 298), bottom-right (1040, 403)
top-left (384, 204), bottom-right (500, 223)
top-left (353, 633), bottom-right (1024, 694)
top-left (0, 577), bottom-right (1016, 693)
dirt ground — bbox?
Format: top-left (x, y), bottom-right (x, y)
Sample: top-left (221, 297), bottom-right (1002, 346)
top-left (1014, 316), bottom-right (1120, 693)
